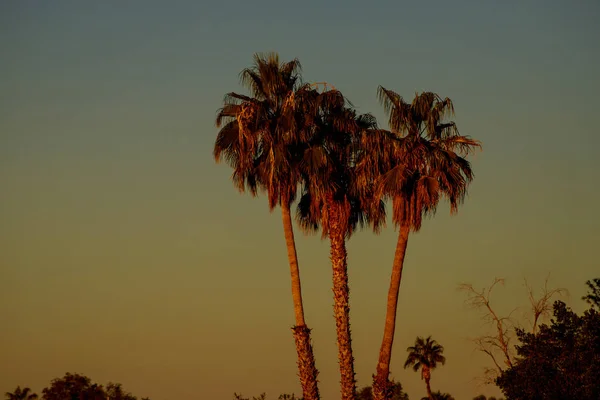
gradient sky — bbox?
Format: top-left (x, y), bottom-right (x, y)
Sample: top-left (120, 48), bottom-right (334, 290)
top-left (1, 1), bottom-right (599, 399)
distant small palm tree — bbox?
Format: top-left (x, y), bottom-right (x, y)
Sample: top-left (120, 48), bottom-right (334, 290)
top-left (5, 387), bottom-right (38, 400)
top-left (404, 336), bottom-right (446, 400)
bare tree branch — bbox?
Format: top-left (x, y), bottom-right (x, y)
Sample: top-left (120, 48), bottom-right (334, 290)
top-left (459, 275), bottom-right (568, 385)
top-left (458, 278), bottom-right (514, 373)
top-left (524, 274), bottom-right (568, 333)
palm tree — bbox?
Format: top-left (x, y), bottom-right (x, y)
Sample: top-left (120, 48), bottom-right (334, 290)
top-left (296, 87), bottom-right (385, 400)
top-left (404, 336), bottom-right (446, 400)
top-left (5, 387), bottom-right (38, 400)
top-left (370, 88), bottom-right (480, 400)
top-left (213, 52), bottom-right (320, 400)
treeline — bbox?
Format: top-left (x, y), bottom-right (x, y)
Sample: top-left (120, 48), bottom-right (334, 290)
top-left (5, 373), bottom-right (150, 400)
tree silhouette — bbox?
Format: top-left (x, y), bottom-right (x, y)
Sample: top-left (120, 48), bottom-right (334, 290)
top-left (41, 373), bottom-right (105, 400)
top-left (40, 373), bottom-right (149, 400)
top-left (404, 336), bottom-right (446, 400)
top-left (5, 387), bottom-right (38, 400)
top-left (582, 278), bottom-right (600, 309)
top-left (105, 383), bottom-right (137, 400)
top-left (233, 394), bottom-right (301, 400)
top-left (459, 276), bottom-right (566, 383)
top-left (496, 299), bottom-right (600, 400)
top-left (357, 380), bottom-right (408, 400)
top-left (421, 392), bottom-right (455, 400)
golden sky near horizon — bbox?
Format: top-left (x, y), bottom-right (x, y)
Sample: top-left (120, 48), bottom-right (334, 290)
top-left (1, 1), bottom-right (599, 399)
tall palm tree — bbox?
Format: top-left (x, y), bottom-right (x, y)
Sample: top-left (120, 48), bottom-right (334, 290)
top-left (404, 336), bottom-right (446, 400)
top-left (5, 387), bottom-right (38, 400)
top-left (296, 87), bottom-right (385, 400)
top-left (213, 52), bottom-right (320, 400)
top-left (370, 88), bottom-right (480, 400)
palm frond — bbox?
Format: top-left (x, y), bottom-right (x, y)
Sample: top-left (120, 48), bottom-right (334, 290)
top-left (215, 104), bottom-right (241, 128)
top-left (239, 67), bottom-right (264, 98)
top-left (224, 91), bottom-right (254, 104)
top-left (374, 89), bottom-right (481, 231)
top-left (214, 53), bottom-right (308, 208)
top-left (404, 335), bottom-right (446, 376)
top-left (213, 120), bottom-right (240, 162)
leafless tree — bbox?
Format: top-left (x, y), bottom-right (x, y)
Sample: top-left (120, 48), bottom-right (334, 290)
top-left (524, 276), bottom-right (568, 334)
top-left (459, 278), bottom-right (514, 375)
top-left (458, 275), bottom-right (566, 384)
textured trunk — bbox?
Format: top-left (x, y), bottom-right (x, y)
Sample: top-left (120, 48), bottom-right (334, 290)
top-left (327, 195), bottom-right (356, 400)
top-left (425, 377), bottom-right (433, 400)
top-left (423, 367), bottom-right (433, 400)
top-left (282, 204), bottom-right (320, 400)
top-left (292, 326), bottom-right (320, 400)
top-left (372, 224), bottom-right (410, 400)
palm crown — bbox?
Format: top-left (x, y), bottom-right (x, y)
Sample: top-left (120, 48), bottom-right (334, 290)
top-left (213, 52), bottom-right (305, 208)
top-left (5, 387), bottom-right (38, 400)
top-left (374, 87), bottom-right (480, 231)
top-left (404, 336), bottom-right (447, 379)
top-left (295, 88), bottom-right (385, 238)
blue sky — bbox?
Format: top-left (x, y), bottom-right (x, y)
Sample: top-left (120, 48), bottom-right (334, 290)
top-left (1, 1), bottom-right (599, 399)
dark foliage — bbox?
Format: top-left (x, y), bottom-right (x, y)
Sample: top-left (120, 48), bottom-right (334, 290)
top-left (5, 387), bottom-right (38, 400)
top-left (41, 373), bottom-right (150, 400)
top-left (357, 380), bottom-right (408, 400)
top-left (420, 392), bottom-right (454, 400)
top-left (233, 394), bottom-right (302, 400)
top-left (582, 278), bottom-right (600, 309)
top-left (496, 301), bottom-right (600, 400)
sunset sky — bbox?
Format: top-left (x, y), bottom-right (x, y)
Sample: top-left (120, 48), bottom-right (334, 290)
top-left (1, 1), bottom-right (599, 399)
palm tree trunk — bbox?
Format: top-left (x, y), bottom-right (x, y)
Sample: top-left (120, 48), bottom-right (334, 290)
top-left (425, 376), bottom-right (433, 400)
top-left (327, 195), bottom-right (357, 400)
top-left (281, 204), bottom-right (320, 400)
top-left (372, 223), bottom-right (410, 400)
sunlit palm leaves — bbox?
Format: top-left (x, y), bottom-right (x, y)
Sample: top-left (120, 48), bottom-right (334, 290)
top-left (295, 88), bottom-right (385, 238)
top-left (375, 87), bottom-right (481, 229)
top-left (214, 52), bottom-right (305, 208)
